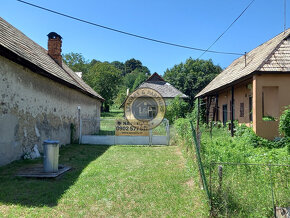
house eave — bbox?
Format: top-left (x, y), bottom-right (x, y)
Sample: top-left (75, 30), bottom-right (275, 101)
top-left (196, 70), bottom-right (290, 98)
top-left (0, 45), bottom-right (104, 102)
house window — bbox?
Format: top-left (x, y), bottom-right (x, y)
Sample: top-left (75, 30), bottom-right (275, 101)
top-left (240, 103), bottom-right (244, 117)
top-left (262, 86), bottom-right (279, 121)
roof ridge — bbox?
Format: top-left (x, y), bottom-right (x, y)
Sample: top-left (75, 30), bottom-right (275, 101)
top-left (256, 31), bottom-right (290, 71)
top-left (0, 17), bottom-right (103, 100)
top-left (61, 61), bottom-right (87, 91)
top-left (195, 29), bottom-right (290, 98)
top-left (146, 72), bottom-right (165, 82)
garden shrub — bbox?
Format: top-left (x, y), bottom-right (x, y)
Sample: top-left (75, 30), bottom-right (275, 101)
top-left (165, 96), bottom-right (190, 124)
top-left (279, 106), bottom-right (290, 137)
top-left (234, 123), bottom-right (288, 149)
top-left (174, 118), bottom-right (289, 217)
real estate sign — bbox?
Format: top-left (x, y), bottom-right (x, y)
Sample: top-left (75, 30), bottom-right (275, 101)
top-left (115, 119), bottom-right (149, 136)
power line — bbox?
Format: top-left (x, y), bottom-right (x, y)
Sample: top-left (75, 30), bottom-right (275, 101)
top-left (284, 0), bottom-right (287, 33)
top-left (198, 0), bottom-right (255, 59)
top-left (16, 0), bottom-right (244, 56)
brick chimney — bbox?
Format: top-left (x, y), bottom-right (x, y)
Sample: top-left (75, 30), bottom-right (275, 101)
top-left (47, 32), bottom-right (62, 66)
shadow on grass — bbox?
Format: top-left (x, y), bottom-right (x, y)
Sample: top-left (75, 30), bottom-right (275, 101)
top-left (0, 144), bottom-right (110, 207)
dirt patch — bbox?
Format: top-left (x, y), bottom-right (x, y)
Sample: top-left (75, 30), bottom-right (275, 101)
top-left (175, 147), bottom-right (183, 156)
top-left (185, 178), bottom-right (194, 187)
top-left (174, 146), bottom-right (186, 168)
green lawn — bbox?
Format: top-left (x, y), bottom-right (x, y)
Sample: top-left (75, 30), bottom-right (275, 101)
top-left (101, 109), bottom-right (124, 118)
top-left (0, 144), bottom-right (208, 217)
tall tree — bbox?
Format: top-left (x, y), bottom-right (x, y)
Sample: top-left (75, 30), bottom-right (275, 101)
top-left (111, 61), bottom-right (125, 75)
top-left (82, 62), bottom-right (122, 111)
top-left (124, 58), bottom-right (142, 75)
top-left (123, 58), bottom-right (150, 75)
top-left (132, 72), bottom-right (148, 90)
top-left (164, 58), bottom-right (222, 106)
top-left (63, 52), bottom-right (89, 74)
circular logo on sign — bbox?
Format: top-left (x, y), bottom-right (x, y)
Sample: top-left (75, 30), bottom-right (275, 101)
top-left (124, 88), bottom-right (166, 130)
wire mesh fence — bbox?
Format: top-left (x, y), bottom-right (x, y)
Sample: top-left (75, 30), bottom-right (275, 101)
top-left (97, 118), bottom-right (116, 135)
top-left (209, 162), bottom-right (289, 217)
top-left (189, 121), bottom-right (289, 217)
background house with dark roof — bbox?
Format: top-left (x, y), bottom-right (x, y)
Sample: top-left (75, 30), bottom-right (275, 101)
top-left (0, 17), bottom-right (104, 166)
top-left (196, 29), bottom-right (290, 140)
top-left (131, 73), bottom-right (188, 105)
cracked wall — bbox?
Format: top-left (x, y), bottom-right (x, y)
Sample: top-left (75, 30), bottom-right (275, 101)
top-left (0, 55), bottom-right (101, 166)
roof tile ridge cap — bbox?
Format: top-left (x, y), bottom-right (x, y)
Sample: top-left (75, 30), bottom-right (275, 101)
top-left (146, 72), bottom-right (165, 82)
top-left (256, 31), bottom-right (290, 71)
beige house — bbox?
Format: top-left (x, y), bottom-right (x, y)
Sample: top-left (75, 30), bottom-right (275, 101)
top-left (0, 17), bottom-right (104, 166)
top-left (196, 29), bottom-right (290, 140)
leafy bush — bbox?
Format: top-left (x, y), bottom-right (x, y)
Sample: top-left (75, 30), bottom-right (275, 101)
top-left (234, 123), bottom-right (288, 149)
top-left (174, 118), bottom-right (191, 138)
top-left (165, 96), bottom-right (190, 124)
top-left (279, 106), bottom-right (290, 137)
top-left (174, 118), bottom-right (289, 217)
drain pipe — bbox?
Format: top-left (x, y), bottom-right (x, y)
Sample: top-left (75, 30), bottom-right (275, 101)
top-left (78, 106), bottom-right (82, 144)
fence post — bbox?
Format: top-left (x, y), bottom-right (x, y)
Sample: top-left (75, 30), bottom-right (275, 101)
top-left (269, 164), bottom-right (276, 218)
top-left (149, 129), bottom-right (153, 146)
top-left (209, 162), bottom-right (213, 209)
top-left (218, 165), bottom-right (223, 191)
top-left (165, 119), bottom-right (170, 145)
top-left (190, 121), bottom-right (210, 204)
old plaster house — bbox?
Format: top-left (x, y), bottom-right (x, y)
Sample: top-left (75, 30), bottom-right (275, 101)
top-left (0, 17), bottom-right (104, 166)
top-left (196, 29), bottom-right (290, 140)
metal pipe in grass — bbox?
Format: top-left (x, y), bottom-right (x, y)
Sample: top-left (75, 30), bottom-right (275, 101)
top-left (210, 162), bottom-right (290, 167)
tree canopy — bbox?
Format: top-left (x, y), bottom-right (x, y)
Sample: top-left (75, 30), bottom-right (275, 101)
top-left (164, 58), bottom-right (222, 106)
top-left (62, 52), bottom-right (152, 110)
top-left (63, 52), bottom-right (89, 74)
top-left (82, 62), bottom-right (122, 111)
top-left (63, 53), bottom-right (221, 111)
top-left (124, 58), bottom-right (150, 76)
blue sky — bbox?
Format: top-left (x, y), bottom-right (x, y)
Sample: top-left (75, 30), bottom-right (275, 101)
top-left (1, 0), bottom-right (289, 74)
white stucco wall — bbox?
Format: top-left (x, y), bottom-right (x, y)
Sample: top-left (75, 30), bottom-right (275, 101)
top-left (0, 55), bottom-right (101, 166)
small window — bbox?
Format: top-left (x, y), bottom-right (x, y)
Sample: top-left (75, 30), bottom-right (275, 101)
top-left (240, 103), bottom-right (244, 117)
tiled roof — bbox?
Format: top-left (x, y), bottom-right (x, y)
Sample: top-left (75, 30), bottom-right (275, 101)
top-left (196, 29), bottom-right (290, 97)
top-left (138, 73), bottom-right (188, 98)
top-left (0, 17), bottom-right (104, 101)
top-left (119, 73), bottom-right (188, 108)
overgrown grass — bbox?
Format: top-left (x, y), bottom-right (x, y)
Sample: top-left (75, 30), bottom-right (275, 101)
top-left (0, 144), bottom-right (208, 217)
top-left (174, 118), bottom-right (290, 217)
